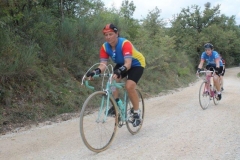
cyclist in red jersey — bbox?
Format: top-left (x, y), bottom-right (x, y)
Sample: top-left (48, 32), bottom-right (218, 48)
top-left (87, 24), bottom-right (146, 127)
top-left (219, 54), bottom-right (225, 91)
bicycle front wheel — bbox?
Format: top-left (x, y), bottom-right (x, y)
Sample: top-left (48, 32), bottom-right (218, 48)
top-left (79, 91), bottom-right (118, 152)
top-left (199, 81), bottom-right (211, 110)
top-left (126, 89), bottom-right (145, 135)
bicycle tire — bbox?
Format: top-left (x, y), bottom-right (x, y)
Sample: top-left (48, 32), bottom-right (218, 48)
top-left (126, 89), bottom-right (145, 135)
top-left (199, 81), bottom-right (211, 110)
top-left (79, 91), bottom-right (118, 152)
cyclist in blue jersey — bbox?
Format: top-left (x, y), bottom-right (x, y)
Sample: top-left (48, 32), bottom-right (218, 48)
top-left (87, 24), bottom-right (146, 127)
top-left (196, 43), bottom-right (223, 100)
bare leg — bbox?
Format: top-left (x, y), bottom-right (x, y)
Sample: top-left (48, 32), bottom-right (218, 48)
top-left (220, 76), bottom-right (223, 89)
top-left (205, 74), bottom-right (211, 91)
top-left (112, 78), bottom-right (121, 99)
top-left (125, 80), bottom-right (139, 111)
top-left (112, 89), bottom-right (119, 99)
top-left (213, 75), bottom-right (221, 92)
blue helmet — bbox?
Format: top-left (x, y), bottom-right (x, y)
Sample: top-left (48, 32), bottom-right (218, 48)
top-left (204, 43), bottom-right (213, 49)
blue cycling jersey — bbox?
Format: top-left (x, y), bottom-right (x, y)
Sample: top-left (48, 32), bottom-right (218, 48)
top-left (201, 51), bottom-right (223, 67)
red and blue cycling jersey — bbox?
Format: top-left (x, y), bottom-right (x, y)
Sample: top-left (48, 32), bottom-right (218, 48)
top-left (99, 37), bottom-right (146, 68)
top-left (201, 51), bottom-right (223, 67)
top-left (221, 58), bottom-right (225, 65)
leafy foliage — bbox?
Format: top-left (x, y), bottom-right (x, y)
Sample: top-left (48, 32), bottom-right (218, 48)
top-left (169, 3), bottom-right (240, 66)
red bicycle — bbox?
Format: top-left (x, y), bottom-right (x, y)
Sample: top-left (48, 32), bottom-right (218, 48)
top-left (198, 68), bottom-right (220, 110)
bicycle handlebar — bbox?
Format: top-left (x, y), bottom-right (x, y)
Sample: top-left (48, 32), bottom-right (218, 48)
top-left (83, 73), bottom-right (125, 90)
top-left (83, 74), bottom-right (110, 90)
top-left (84, 80), bottom-right (95, 90)
top-left (82, 63), bottom-right (127, 91)
top-left (199, 70), bottom-right (213, 73)
top-left (199, 67), bottom-right (216, 74)
top-left (197, 68), bottom-right (216, 79)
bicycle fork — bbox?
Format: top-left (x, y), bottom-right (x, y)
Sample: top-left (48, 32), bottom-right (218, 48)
top-left (96, 91), bottom-right (110, 123)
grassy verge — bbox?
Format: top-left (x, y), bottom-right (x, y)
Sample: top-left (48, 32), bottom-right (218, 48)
top-left (0, 63), bottom-right (196, 134)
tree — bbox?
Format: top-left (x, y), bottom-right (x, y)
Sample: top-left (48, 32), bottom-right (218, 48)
top-left (119, 0), bottom-right (138, 39)
top-left (141, 7), bottom-right (166, 37)
top-left (119, 0), bottom-right (135, 20)
top-left (170, 3), bottom-right (240, 65)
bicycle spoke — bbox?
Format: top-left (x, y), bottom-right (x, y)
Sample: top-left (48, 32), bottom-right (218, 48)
top-left (199, 82), bottom-right (211, 110)
top-left (126, 89), bottom-right (144, 134)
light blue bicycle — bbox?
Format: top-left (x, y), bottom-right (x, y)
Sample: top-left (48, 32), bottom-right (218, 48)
top-left (79, 63), bottom-right (145, 152)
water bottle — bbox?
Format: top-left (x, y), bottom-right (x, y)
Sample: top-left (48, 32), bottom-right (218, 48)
top-left (117, 99), bottom-right (123, 107)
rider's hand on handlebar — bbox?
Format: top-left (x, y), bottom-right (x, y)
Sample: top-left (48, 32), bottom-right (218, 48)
top-left (196, 68), bottom-right (201, 76)
top-left (86, 71), bottom-right (95, 78)
top-left (113, 66), bottom-right (127, 79)
top-left (113, 69), bottom-right (121, 79)
top-left (197, 68), bottom-right (201, 73)
top-left (86, 68), bottom-right (101, 78)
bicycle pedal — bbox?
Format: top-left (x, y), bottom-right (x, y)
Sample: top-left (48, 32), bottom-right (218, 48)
top-left (128, 119), bottom-right (134, 123)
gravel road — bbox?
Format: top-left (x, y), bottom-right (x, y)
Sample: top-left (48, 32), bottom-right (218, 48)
top-left (0, 67), bottom-right (240, 160)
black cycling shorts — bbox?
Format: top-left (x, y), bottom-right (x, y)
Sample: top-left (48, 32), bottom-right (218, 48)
top-left (206, 65), bottom-right (223, 75)
top-left (114, 65), bottom-right (144, 84)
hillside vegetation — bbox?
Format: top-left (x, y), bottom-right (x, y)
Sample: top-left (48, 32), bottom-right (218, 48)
top-left (0, 0), bottom-right (240, 133)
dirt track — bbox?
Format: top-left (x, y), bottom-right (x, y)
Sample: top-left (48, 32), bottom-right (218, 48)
top-left (0, 67), bottom-right (240, 160)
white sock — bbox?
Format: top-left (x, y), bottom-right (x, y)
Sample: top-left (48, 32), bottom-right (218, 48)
top-left (134, 109), bottom-right (140, 114)
top-left (218, 91), bottom-right (221, 94)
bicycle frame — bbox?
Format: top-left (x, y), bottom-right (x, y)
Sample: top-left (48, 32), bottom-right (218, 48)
top-left (81, 64), bottom-right (129, 123)
top-left (200, 70), bottom-right (214, 95)
top-left (199, 67), bottom-right (216, 94)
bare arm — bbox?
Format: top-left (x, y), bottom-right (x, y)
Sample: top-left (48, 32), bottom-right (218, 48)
top-left (198, 59), bottom-right (205, 69)
top-left (97, 61), bottom-right (107, 73)
top-left (215, 58), bottom-right (220, 68)
top-left (123, 58), bottom-right (132, 70)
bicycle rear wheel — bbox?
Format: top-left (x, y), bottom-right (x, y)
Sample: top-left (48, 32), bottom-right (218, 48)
top-left (126, 89), bottom-right (145, 135)
top-left (199, 81), bottom-right (211, 110)
top-left (79, 91), bottom-right (118, 152)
